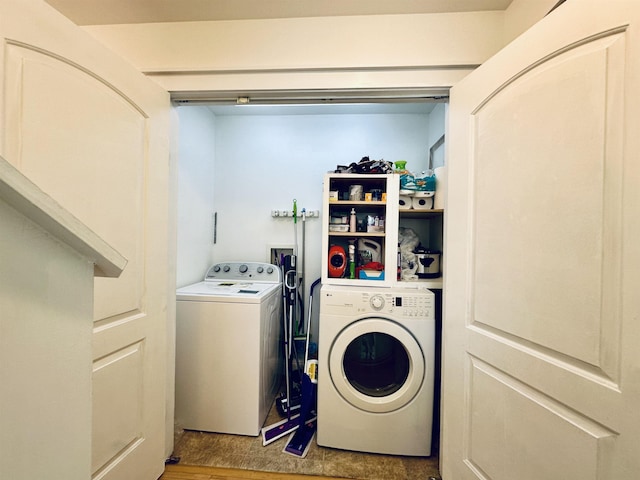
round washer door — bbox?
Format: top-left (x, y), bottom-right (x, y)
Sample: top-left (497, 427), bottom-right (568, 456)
top-left (328, 317), bottom-right (425, 413)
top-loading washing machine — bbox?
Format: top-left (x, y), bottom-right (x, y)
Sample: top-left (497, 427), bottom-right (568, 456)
top-left (317, 284), bottom-right (435, 456)
top-left (175, 261), bottom-right (282, 436)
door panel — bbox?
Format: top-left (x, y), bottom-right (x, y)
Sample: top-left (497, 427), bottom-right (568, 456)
top-left (92, 341), bottom-right (145, 472)
top-left (0, 2), bottom-right (172, 479)
top-left (471, 33), bottom-right (624, 376)
top-left (443, 1), bottom-right (640, 479)
top-left (467, 359), bottom-right (615, 480)
top-left (5, 44), bottom-right (145, 320)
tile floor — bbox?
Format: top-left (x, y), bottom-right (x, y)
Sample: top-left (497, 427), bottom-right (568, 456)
top-left (172, 405), bottom-right (441, 480)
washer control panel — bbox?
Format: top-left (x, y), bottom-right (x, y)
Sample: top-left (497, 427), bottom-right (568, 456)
top-left (392, 292), bottom-right (434, 318)
top-left (369, 294), bottom-right (386, 311)
top-left (204, 262), bottom-right (282, 283)
top-left (321, 285), bottom-right (434, 320)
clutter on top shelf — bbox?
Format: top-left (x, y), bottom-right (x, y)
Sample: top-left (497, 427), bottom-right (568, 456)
top-left (332, 157), bottom-right (394, 174)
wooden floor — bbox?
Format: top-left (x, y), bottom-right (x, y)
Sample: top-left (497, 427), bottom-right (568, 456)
top-left (161, 464), bottom-right (345, 480)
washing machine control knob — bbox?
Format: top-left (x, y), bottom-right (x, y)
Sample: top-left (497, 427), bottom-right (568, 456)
top-left (267, 266), bottom-right (274, 274)
top-left (213, 265), bottom-right (221, 272)
top-left (239, 264), bottom-right (248, 273)
top-left (223, 265), bottom-right (231, 272)
top-left (257, 266), bottom-right (264, 273)
top-left (370, 295), bottom-right (385, 311)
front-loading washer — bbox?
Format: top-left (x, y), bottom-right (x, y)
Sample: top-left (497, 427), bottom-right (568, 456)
top-left (175, 261), bottom-right (282, 436)
top-left (317, 284), bottom-right (435, 456)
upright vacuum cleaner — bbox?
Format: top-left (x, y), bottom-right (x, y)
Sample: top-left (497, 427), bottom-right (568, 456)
top-left (280, 252), bottom-right (301, 416)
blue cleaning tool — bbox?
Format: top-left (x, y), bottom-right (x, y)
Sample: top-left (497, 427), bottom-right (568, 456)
top-left (283, 278), bottom-right (321, 458)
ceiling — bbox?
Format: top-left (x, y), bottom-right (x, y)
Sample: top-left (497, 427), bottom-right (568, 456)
top-left (45, 0), bottom-right (514, 26)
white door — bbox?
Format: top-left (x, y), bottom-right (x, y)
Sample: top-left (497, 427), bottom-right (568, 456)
top-left (442, 1), bottom-right (640, 479)
top-left (0, 1), bottom-right (173, 479)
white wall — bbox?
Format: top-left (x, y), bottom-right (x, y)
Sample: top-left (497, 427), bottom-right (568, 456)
top-left (176, 107), bottom-right (440, 297)
top-left (176, 106), bottom-right (216, 287)
top-left (1, 197), bottom-right (94, 480)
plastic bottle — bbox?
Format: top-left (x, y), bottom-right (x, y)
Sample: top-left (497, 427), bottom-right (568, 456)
top-left (350, 208), bottom-right (357, 232)
top-left (348, 242), bottom-right (356, 279)
top-left (394, 160), bottom-right (407, 172)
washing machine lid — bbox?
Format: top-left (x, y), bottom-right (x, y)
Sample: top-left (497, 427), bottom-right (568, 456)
top-left (176, 280), bottom-right (280, 302)
top-left (328, 317), bottom-right (425, 413)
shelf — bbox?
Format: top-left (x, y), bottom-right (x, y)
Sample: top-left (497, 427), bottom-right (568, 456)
top-left (399, 208), bottom-right (443, 217)
top-left (329, 200), bottom-right (386, 206)
top-left (329, 232), bottom-right (386, 237)
top-left (323, 173), bottom-right (397, 286)
top-left (400, 278), bottom-right (443, 289)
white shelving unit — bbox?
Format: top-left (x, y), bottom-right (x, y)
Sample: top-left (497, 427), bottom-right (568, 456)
top-left (321, 173), bottom-right (444, 288)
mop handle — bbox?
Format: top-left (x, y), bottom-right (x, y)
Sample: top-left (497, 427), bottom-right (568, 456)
top-left (303, 279), bottom-right (321, 384)
top-left (292, 199), bottom-right (299, 334)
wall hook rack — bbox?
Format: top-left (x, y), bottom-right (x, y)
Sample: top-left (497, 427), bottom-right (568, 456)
top-left (271, 209), bottom-right (320, 218)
